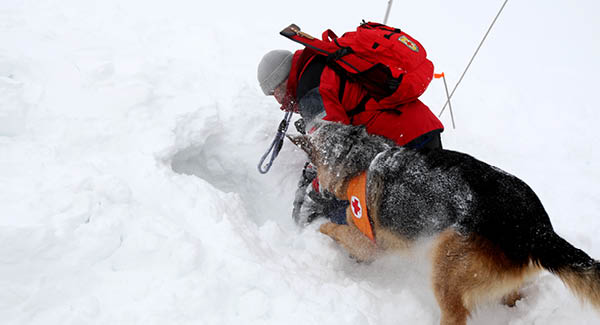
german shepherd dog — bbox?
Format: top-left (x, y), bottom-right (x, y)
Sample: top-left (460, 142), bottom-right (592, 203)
top-left (289, 122), bottom-right (600, 325)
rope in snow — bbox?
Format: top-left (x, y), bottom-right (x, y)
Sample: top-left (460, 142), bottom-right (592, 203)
top-left (438, 0), bottom-right (509, 118)
top-left (257, 111), bottom-right (294, 174)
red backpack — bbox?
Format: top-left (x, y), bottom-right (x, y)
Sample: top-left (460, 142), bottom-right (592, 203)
top-left (281, 21), bottom-right (434, 108)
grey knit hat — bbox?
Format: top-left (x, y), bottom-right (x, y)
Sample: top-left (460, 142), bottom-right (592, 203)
top-left (257, 50), bottom-right (293, 95)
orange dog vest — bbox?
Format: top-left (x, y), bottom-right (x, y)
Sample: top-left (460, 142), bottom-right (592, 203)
top-left (346, 172), bottom-right (376, 243)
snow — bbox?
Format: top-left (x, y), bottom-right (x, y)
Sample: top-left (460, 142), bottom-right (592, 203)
top-left (1, 0), bottom-right (599, 324)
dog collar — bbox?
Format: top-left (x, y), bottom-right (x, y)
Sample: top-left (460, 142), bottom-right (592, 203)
top-left (346, 172), bottom-right (376, 243)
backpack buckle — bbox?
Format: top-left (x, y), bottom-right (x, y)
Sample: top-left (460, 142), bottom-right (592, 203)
top-left (327, 46), bottom-right (353, 63)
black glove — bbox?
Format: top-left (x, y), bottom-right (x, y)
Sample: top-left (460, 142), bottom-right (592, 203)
top-left (307, 189), bottom-right (349, 224)
top-left (294, 118), bottom-right (306, 135)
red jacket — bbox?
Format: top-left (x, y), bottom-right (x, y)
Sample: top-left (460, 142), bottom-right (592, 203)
top-left (282, 49), bottom-right (443, 146)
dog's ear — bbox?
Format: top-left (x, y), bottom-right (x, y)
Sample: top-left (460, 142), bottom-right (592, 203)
top-left (286, 134), bottom-right (313, 157)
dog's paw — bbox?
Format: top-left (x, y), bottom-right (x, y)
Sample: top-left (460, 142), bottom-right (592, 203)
top-left (319, 222), bottom-right (340, 237)
top-left (319, 221), bottom-right (377, 263)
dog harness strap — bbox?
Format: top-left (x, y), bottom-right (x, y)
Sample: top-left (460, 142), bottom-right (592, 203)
top-left (346, 172), bottom-right (375, 242)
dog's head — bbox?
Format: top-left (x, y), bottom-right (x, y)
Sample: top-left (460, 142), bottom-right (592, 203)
top-left (288, 122), bottom-right (393, 195)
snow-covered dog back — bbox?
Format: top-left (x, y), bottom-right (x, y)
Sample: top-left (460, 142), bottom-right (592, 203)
top-left (290, 122), bottom-right (600, 325)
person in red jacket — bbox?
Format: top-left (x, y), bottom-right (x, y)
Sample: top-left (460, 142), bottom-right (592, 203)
top-left (258, 48), bottom-right (444, 225)
top-left (258, 48), bottom-right (444, 148)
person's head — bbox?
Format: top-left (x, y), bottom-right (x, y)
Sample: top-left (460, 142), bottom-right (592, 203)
top-left (257, 50), bottom-right (293, 104)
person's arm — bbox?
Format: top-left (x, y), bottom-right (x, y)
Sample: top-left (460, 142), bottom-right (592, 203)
top-left (298, 65), bottom-right (368, 131)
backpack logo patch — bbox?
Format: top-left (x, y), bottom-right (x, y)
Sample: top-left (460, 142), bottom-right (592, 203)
top-left (398, 35), bottom-right (419, 52)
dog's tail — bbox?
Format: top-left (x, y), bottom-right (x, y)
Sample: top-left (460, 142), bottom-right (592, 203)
top-left (532, 230), bottom-right (600, 308)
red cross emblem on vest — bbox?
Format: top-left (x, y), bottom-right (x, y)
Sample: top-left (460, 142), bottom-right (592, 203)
top-left (350, 196), bottom-right (362, 218)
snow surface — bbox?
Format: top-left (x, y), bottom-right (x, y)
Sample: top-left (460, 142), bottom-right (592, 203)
top-left (1, 0), bottom-right (600, 324)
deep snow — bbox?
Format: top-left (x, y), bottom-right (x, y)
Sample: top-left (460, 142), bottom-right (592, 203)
top-left (1, 0), bottom-right (600, 324)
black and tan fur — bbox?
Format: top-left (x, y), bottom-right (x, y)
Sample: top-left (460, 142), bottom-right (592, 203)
top-left (289, 122), bottom-right (600, 325)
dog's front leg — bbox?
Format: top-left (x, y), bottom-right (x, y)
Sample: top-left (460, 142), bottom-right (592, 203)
top-left (320, 222), bottom-right (377, 262)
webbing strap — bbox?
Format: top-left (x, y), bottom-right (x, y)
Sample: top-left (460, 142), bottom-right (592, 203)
top-left (257, 111), bottom-right (293, 174)
top-left (347, 95), bottom-right (371, 123)
top-left (322, 29), bottom-right (338, 41)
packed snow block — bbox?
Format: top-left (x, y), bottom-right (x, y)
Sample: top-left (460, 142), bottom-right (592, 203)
top-left (0, 76), bottom-right (28, 136)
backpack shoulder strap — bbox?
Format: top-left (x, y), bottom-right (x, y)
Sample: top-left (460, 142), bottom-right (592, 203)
top-left (347, 95), bottom-right (371, 123)
top-left (296, 55), bottom-right (327, 101)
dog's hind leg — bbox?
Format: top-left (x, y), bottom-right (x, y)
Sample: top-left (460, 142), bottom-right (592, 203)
top-left (320, 222), bottom-right (377, 262)
top-left (431, 230), bottom-right (539, 325)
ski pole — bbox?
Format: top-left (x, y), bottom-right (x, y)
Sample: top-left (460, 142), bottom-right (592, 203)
top-left (435, 72), bottom-right (455, 129)
top-left (383, 0), bottom-right (394, 25)
top-left (439, 0), bottom-right (509, 118)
